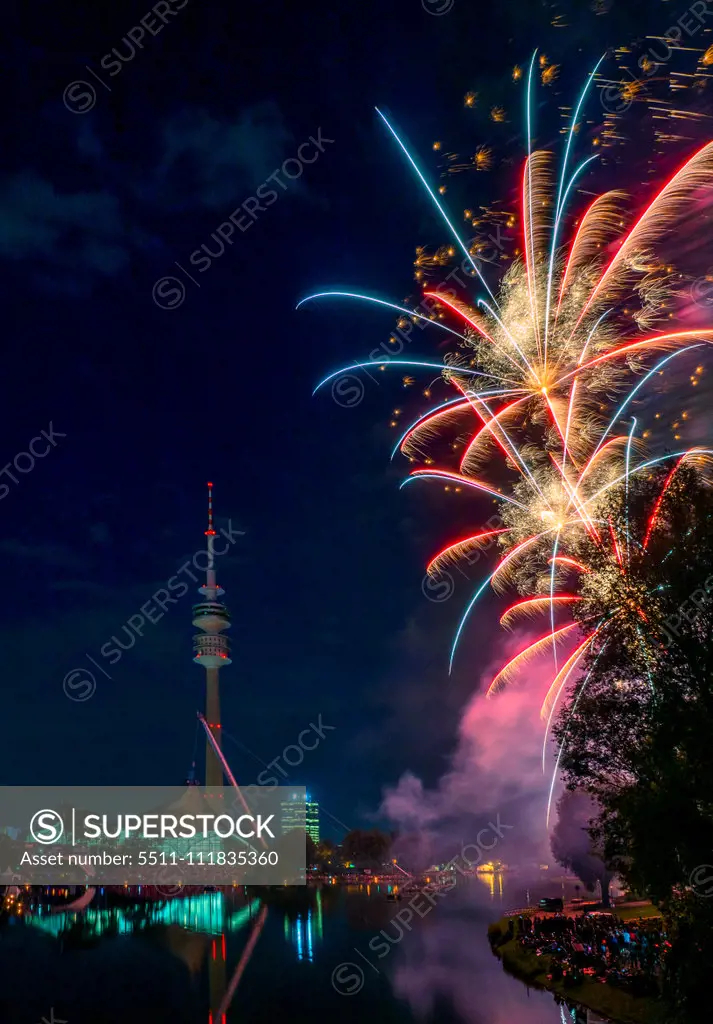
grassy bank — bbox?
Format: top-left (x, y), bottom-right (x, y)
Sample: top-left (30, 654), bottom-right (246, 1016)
top-left (488, 917), bottom-right (666, 1024)
top-left (616, 904), bottom-right (661, 922)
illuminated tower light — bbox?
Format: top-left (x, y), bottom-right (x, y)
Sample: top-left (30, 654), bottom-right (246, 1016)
top-left (192, 483), bottom-right (232, 787)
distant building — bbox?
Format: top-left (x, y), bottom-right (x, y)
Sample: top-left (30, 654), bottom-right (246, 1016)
top-left (281, 792), bottom-right (320, 844)
top-left (306, 797), bottom-right (319, 845)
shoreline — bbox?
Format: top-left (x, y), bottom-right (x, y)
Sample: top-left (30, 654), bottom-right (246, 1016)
top-left (487, 916), bottom-right (666, 1024)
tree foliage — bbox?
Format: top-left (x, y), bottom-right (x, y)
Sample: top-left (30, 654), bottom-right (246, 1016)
top-left (341, 829), bottom-right (392, 867)
top-left (556, 466), bottom-right (713, 896)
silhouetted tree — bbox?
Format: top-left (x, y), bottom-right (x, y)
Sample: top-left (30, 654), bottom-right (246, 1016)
top-left (341, 829), bottom-right (391, 868)
top-left (315, 838), bottom-right (335, 868)
top-left (555, 467), bottom-right (713, 1017)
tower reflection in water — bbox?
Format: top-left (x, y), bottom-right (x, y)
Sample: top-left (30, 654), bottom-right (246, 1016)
top-left (28, 892), bottom-right (263, 1024)
top-left (28, 892), bottom-right (261, 938)
top-left (284, 889), bottom-right (323, 962)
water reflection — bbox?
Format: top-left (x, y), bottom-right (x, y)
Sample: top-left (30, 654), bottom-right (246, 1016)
top-left (284, 888), bottom-right (324, 962)
top-left (388, 883), bottom-right (562, 1023)
top-left (474, 867), bottom-right (504, 900)
top-left (28, 891), bottom-right (260, 938)
top-left (9, 882), bottom-right (592, 1023)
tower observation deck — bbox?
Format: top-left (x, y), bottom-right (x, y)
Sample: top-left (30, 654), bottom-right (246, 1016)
top-left (192, 482), bottom-right (231, 787)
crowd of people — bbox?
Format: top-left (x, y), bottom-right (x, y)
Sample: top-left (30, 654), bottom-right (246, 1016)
top-left (504, 909), bottom-right (669, 997)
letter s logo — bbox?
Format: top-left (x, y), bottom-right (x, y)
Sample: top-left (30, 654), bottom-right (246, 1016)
top-left (30, 809), bottom-right (64, 844)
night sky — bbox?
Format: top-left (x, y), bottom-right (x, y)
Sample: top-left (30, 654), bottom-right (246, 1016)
top-left (3, 0), bottom-right (698, 836)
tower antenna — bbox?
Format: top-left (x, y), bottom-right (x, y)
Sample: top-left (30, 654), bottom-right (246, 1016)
top-left (206, 481), bottom-right (216, 573)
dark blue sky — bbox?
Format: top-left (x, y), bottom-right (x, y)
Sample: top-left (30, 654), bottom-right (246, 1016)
top-left (2, 0), bottom-right (690, 836)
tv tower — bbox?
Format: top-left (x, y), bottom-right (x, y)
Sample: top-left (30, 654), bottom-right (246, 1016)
top-left (192, 483), bottom-right (232, 787)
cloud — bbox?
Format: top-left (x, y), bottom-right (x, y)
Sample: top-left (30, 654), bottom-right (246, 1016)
top-left (89, 523), bottom-right (112, 546)
top-left (0, 101), bottom-right (299, 293)
top-left (0, 539), bottom-right (89, 571)
top-left (46, 580), bottom-right (115, 598)
top-left (140, 101), bottom-right (295, 211)
top-left (0, 173), bottom-right (131, 293)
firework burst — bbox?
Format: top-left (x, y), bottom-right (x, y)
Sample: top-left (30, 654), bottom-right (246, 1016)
top-left (302, 52), bottom-right (713, 802)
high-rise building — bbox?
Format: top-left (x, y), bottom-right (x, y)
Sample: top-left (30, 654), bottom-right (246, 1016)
top-left (281, 792), bottom-right (305, 833)
top-left (281, 792), bottom-right (320, 844)
top-left (306, 797), bottom-right (320, 845)
top-left (192, 483), bottom-right (232, 787)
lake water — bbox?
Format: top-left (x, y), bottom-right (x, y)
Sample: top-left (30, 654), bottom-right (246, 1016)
top-left (229, 878), bottom-right (575, 1024)
top-left (7, 873), bottom-right (592, 1023)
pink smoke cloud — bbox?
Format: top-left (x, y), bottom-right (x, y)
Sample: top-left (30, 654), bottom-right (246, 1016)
top-left (380, 630), bottom-right (567, 867)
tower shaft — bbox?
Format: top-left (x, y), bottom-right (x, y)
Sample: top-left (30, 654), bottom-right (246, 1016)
top-left (204, 667), bottom-right (222, 788)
